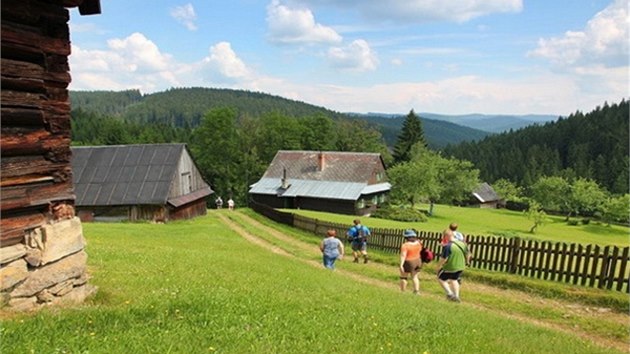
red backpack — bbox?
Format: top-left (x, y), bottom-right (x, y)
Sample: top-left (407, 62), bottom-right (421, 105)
top-left (421, 247), bottom-right (434, 263)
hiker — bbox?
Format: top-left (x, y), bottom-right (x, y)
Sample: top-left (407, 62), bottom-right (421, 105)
top-left (227, 198), bottom-right (235, 211)
top-left (319, 229), bottom-right (344, 270)
top-left (346, 219), bottom-right (370, 263)
top-left (399, 229), bottom-right (422, 295)
top-left (436, 235), bottom-right (472, 302)
top-left (215, 196), bottom-right (223, 209)
top-left (441, 222), bottom-right (465, 246)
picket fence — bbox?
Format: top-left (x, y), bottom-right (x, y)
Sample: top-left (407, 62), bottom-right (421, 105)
top-left (250, 202), bottom-right (630, 292)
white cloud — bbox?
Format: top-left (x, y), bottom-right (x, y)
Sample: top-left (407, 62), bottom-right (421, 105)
top-left (327, 39), bottom-right (378, 71)
top-left (266, 0), bottom-right (342, 44)
top-left (198, 42), bottom-right (252, 83)
top-left (297, 0), bottom-right (522, 23)
top-left (529, 0), bottom-right (628, 68)
top-left (170, 3), bottom-right (198, 31)
top-left (69, 33), bottom-right (255, 92)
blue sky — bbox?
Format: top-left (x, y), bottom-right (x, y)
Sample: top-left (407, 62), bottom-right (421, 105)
top-left (68, 0), bottom-right (628, 115)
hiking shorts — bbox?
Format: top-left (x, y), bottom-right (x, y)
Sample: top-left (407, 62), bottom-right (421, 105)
top-left (351, 241), bottom-right (367, 252)
top-left (402, 259), bottom-right (421, 273)
top-left (438, 269), bottom-right (463, 282)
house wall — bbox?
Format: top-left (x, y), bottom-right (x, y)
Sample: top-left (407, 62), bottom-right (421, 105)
top-left (169, 148), bottom-right (208, 199)
top-left (1, 0), bottom-right (94, 311)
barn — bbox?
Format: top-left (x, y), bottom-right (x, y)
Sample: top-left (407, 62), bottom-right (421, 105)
top-left (71, 144), bottom-right (213, 222)
top-left (1, 0), bottom-right (101, 310)
top-left (249, 150), bottom-right (391, 215)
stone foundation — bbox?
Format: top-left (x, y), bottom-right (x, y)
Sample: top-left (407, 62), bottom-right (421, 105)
top-left (0, 217), bottom-right (96, 311)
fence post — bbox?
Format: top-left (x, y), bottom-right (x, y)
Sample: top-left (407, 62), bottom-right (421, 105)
top-left (509, 237), bottom-right (521, 274)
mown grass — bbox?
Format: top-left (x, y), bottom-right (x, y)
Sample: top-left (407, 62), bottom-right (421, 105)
top-left (285, 204), bottom-right (630, 247)
top-left (0, 213), bottom-right (624, 354)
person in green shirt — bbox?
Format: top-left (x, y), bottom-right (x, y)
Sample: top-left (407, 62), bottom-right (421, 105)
top-left (436, 237), bottom-right (471, 302)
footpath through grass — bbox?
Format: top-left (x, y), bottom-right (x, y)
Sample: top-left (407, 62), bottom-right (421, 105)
top-left (0, 211), bottom-right (626, 353)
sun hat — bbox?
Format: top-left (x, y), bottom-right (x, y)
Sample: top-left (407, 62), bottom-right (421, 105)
top-left (403, 229), bottom-right (417, 238)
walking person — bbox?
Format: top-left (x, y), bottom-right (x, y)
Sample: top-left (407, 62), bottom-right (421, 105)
top-left (436, 235), bottom-right (471, 302)
top-left (346, 219), bottom-right (370, 264)
top-left (215, 196), bottom-right (223, 209)
top-left (227, 198), bottom-right (235, 211)
top-left (441, 222), bottom-right (465, 246)
top-left (399, 229), bottom-right (423, 295)
top-left (319, 229), bottom-right (344, 270)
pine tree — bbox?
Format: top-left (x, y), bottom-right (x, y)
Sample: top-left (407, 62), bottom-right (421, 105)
top-left (392, 109), bottom-right (427, 164)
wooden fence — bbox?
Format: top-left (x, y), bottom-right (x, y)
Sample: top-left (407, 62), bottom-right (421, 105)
top-left (250, 201), bottom-right (630, 292)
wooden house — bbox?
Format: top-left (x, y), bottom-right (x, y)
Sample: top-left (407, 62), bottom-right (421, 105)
top-left (470, 182), bottom-right (502, 208)
top-left (249, 151), bottom-right (391, 215)
top-left (71, 144), bottom-right (213, 222)
top-left (1, 0), bottom-right (101, 310)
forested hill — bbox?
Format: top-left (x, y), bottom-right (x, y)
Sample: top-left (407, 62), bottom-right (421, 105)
top-left (69, 88), bottom-right (489, 148)
top-left (443, 100), bottom-right (629, 194)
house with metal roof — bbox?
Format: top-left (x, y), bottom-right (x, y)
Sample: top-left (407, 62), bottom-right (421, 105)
top-left (71, 144), bottom-right (213, 222)
top-left (249, 150), bottom-right (391, 215)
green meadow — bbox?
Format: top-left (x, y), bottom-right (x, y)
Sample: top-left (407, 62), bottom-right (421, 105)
top-left (286, 204), bottom-right (630, 247)
top-left (0, 211), bottom-right (627, 354)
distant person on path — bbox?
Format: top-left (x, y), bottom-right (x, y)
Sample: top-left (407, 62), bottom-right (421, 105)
top-left (441, 222), bottom-right (465, 246)
top-left (227, 198), bottom-right (235, 211)
top-left (346, 219), bottom-right (370, 263)
top-left (215, 196), bottom-right (223, 209)
top-left (437, 236), bottom-right (471, 302)
top-left (399, 229), bottom-right (423, 295)
top-left (319, 229), bottom-right (345, 270)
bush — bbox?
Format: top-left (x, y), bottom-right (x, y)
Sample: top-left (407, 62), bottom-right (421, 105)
top-left (373, 206), bottom-right (427, 222)
top-left (567, 220), bottom-right (579, 226)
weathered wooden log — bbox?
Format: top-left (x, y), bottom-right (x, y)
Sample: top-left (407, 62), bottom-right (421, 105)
top-left (0, 127), bottom-right (51, 155)
top-left (0, 155), bottom-right (68, 178)
top-left (0, 209), bottom-right (48, 246)
top-left (0, 107), bottom-right (45, 126)
top-left (0, 76), bottom-right (46, 93)
top-left (1, 180), bottom-right (74, 212)
top-left (1, 90), bottom-right (44, 109)
top-left (1, 58), bottom-right (70, 85)
top-left (1, 24), bottom-right (71, 57)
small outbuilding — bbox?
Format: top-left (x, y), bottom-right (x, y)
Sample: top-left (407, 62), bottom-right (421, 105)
top-left (71, 144), bottom-right (213, 222)
top-left (249, 150), bottom-right (391, 215)
top-left (470, 182), bottom-right (502, 208)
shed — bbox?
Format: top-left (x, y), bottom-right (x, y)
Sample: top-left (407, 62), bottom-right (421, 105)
top-left (1, 0), bottom-right (101, 311)
top-left (71, 144), bottom-right (213, 222)
top-left (249, 150), bottom-right (390, 215)
top-left (471, 182), bottom-right (502, 208)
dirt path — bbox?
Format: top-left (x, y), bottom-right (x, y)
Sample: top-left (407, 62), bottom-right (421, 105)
top-left (218, 212), bottom-right (629, 353)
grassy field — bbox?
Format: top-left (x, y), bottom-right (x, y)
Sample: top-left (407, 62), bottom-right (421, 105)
top-left (1, 211), bottom-right (627, 353)
top-left (285, 204), bottom-right (630, 247)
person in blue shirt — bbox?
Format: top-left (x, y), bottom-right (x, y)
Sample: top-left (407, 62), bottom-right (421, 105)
top-left (346, 219), bottom-right (370, 264)
top-left (319, 229), bottom-right (345, 270)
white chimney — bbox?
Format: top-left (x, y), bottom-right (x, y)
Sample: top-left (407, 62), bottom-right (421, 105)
top-left (281, 168), bottom-right (289, 189)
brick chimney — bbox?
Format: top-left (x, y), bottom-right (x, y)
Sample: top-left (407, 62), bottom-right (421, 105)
top-left (318, 152), bottom-right (326, 171)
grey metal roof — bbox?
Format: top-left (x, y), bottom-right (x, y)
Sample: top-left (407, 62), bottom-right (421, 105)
top-left (472, 182), bottom-right (501, 203)
top-left (72, 144), bottom-right (184, 206)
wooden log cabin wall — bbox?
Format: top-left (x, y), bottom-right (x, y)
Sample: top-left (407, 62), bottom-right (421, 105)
top-left (1, 0), bottom-right (101, 311)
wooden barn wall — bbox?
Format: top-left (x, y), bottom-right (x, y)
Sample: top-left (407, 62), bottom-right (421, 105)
top-left (169, 149), bottom-right (208, 199)
top-left (169, 199), bottom-right (208, 221)
top-left (1, 0), bottom-right (94, 311)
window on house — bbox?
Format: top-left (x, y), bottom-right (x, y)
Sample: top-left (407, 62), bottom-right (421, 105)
top-left (181, 172), bottom-right (191, 195)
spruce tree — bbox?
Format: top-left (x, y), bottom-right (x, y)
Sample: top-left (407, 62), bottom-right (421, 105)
top-left (392, 109), bottom-right (427, 164)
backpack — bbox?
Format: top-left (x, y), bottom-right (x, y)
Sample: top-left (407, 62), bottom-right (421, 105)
top-left (421, 247), bottom-right (434, 263)
top-left (354, 226), bottom-right (367, 242)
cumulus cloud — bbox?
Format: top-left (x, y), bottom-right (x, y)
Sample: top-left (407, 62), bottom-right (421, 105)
top-left (327, 39), bottom-right (378, 71)
top-left (297, 0), bottom-right (522, 23)
top-left (199, 42), bottom-right (252, 83)
top-left (69, 33), bottom-right (256, 92)
top-left (529, 0), bottom-right (628, 68)
top-left (170, 3), bottom-right (198, 31)
top-left (266, 0), bottom-right (342, 44)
